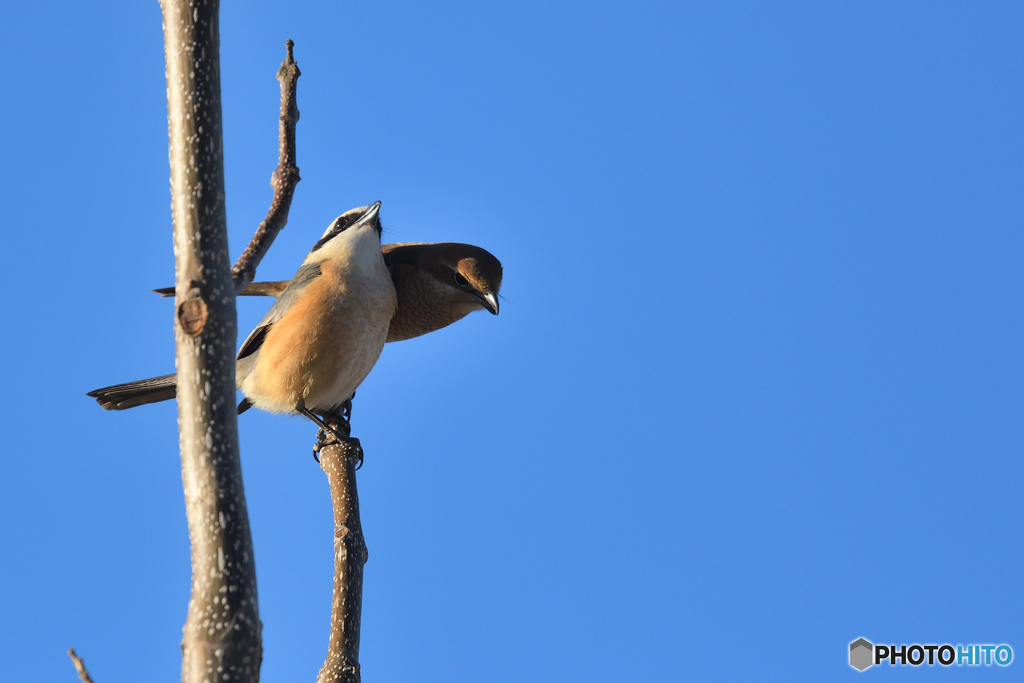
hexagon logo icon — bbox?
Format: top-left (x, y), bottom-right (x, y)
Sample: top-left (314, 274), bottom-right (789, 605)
top-left (850, 638), bottom-right (874, 671)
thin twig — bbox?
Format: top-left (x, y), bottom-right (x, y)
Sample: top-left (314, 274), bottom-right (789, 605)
top-left (232, 39), bottom-right (302, 292)
top-left (314, 410), bottom-right (367, 683)
top-left (67, 648), bottom-right (95, 683)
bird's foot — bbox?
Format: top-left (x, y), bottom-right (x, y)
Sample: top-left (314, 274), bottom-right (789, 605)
top-left (301, 408), bottom-right (349, 454)
top-left (301, 403), bottom-right (361, 468)
top-left (312, 424), bottom-right (363, 469)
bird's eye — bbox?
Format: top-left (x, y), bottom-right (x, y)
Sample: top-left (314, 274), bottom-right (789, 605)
top-left (453, 271), bottom-right (469, 287)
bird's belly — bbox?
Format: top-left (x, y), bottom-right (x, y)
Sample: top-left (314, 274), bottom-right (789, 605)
top-left (242, 272), bottom-right (396, 415)
top-left (302, 312), bottom-right (390, 412)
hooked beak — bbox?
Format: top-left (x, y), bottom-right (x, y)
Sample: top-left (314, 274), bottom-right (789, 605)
top-left (359, 201), bottom-right (383, 236)
top-left (477, 291), bottom-right (499, 315)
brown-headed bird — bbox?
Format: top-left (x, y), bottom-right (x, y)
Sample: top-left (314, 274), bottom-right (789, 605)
top-left (89, 204), bottom-right (503, 430)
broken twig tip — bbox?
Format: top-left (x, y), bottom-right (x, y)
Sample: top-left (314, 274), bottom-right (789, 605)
top-left (67, 648), bottom-right (95, 683)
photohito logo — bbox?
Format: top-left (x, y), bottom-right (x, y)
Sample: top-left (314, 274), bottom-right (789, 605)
top-left (849, 638), bottom-right (1013, 671)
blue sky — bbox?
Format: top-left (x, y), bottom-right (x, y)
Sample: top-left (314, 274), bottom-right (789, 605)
top-left (1, 1), bottom-right (1021, 680)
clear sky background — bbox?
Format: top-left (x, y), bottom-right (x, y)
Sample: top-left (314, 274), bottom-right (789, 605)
top-left (1, 2), bottom-right (1021, 680)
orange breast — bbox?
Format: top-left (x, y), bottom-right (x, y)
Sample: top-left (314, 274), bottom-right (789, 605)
top-left (253, 266), bottom-right (341, 408)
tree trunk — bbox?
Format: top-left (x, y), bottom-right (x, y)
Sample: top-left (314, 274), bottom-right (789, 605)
top-left (160, 1), bottom-right (262, 681)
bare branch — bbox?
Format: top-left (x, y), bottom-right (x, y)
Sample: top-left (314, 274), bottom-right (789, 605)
top-left (313, 412), bottom-right (367, 683)
top-left (67, 649), bottom-right (95, 683)
top-left (159, 1), bottom-right (261, 681)
top-left (232, 39), bottom-right (302, 292)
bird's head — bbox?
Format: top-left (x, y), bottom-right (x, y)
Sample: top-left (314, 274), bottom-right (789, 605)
top-left (442, 244), bottom-right (502, 315)
top-left (384, 241), bottom-right (503, 315)
top-left (310, 202), bottom-right (383, 255)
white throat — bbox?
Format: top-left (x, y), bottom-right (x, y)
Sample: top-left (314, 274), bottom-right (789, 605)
top-left (310, 223), bottom-right (386, 277)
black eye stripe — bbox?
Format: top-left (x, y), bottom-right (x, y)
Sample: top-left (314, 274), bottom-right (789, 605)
top-left (454, 271), bottom-right (469, 286)
top-left (310, 214), bottom-right (361, 253)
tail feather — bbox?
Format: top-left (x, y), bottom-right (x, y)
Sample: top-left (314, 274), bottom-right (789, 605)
top-left (88, 374), bottom-right (177, 410)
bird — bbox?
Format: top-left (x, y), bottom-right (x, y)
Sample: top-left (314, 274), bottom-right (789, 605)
top-left (89, 204), bottom-right (504, 432)
top-left (90, 202), bottom-right (395, 431)
top-left (152, 242), bottom-right (503, 343)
